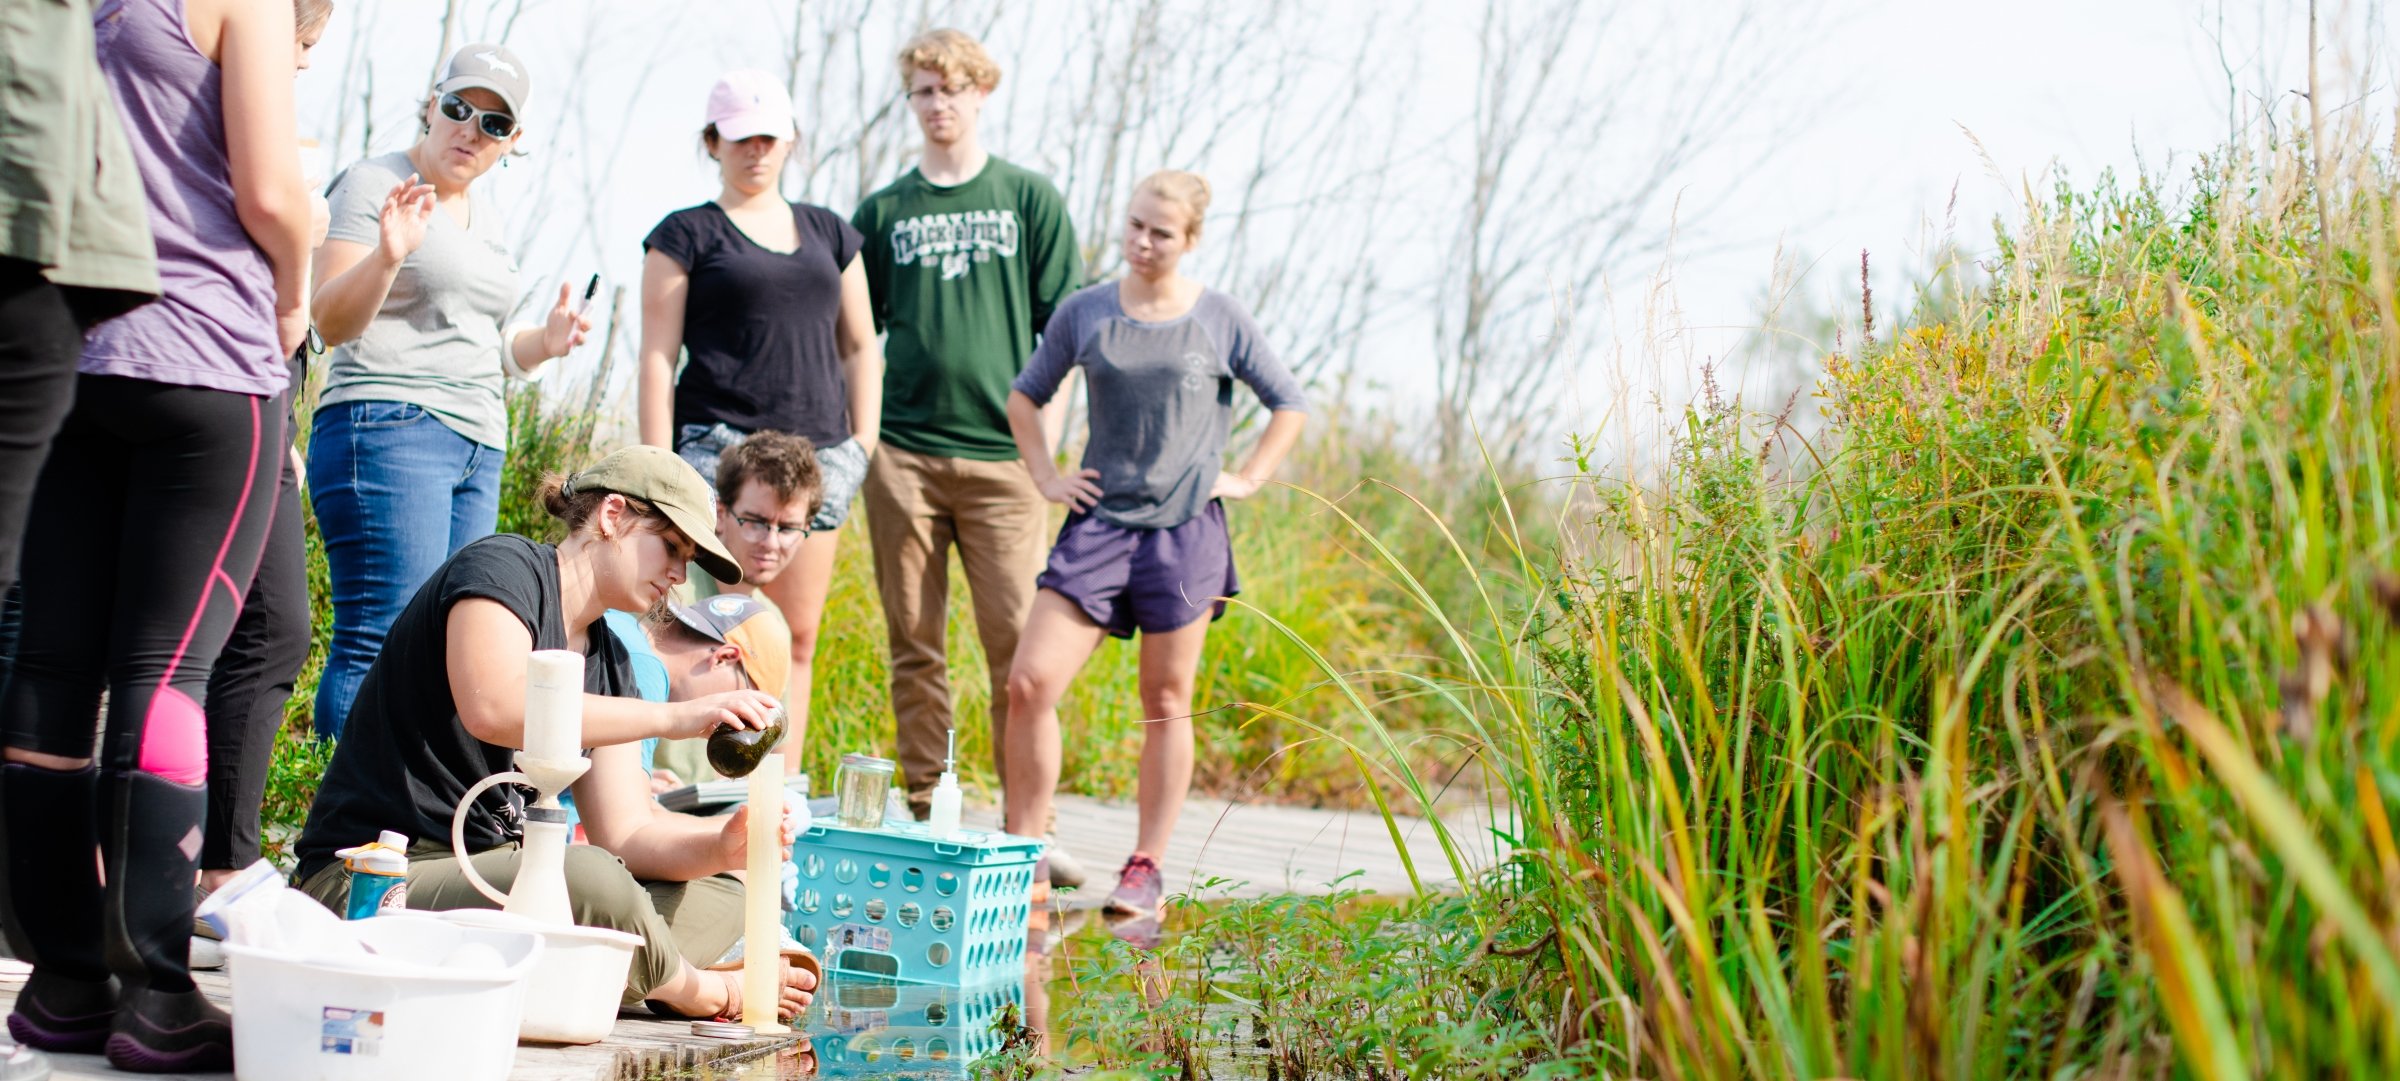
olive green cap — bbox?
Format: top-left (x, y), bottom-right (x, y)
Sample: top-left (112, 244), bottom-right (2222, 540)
top-left (562, 446), bottom-right (742, 585)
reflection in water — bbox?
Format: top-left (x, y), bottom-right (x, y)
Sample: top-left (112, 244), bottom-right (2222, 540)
top-left (672, 927), bottom-right (1047, 1079)
top-left (1106, 912), bottom-right (1163, 951)
top-left (804, 969), bottom-right (1033, 1077)
top-left (658, 903), bottom-right (1203, 1078)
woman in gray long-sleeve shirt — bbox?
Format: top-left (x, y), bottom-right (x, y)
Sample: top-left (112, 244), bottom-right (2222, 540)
top-left (999, 169), bottom-right (1309, 920)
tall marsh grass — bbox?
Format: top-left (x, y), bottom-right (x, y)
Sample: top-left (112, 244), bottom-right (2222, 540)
top-left (1028, 123), bottom-right (2400, 1078)
top-left (1523, 131), bottom-right (2400, 1079)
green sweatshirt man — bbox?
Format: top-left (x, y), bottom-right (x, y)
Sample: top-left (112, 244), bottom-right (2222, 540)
top-left (852, 156), bottom-right (1082, 460)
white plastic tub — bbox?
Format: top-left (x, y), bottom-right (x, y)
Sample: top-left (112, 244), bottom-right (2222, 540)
top-left (430, 909), bottom-right (641, 1045)
top-left (224, 915), bottom-right (541, 1081)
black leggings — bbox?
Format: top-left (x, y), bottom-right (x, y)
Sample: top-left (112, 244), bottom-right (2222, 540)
top-left (2, 374), bottom-right (283, 771)
top-left (201, 380), bottom-right (308, 869)
top-left (0, 259), bottom-right (88, 597)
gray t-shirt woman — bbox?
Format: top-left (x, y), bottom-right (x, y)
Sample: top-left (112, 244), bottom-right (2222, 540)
top-left (301, 45), bottom-right (592, 742)
top-left (1012, 284), bottom-right (1308, 530)
top-left (316, 150), bottom-right (521, 447)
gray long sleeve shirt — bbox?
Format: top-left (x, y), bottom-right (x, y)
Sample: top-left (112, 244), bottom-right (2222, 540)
top-left (1013, 282), bottom-right (1308, 529)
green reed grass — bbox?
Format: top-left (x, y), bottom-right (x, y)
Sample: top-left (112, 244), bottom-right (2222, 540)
top-left (1018, 122), bottom-right (2400, 1079)
top-left (1491, 131), bottom-right (2400, 1078)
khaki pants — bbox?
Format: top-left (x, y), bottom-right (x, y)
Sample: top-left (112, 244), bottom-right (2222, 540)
top-left (861, 444), bottom-right (1049, 807)
top-left (299, 842), bottom-right (745, 1007)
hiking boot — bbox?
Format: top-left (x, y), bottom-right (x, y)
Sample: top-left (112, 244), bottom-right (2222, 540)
top-left (1103, 854), bottom-right (1164, 920)
top-left (1043, 836), bottom-right (1088, 890)
top-left (106, 985), bottom-right (232, 1074)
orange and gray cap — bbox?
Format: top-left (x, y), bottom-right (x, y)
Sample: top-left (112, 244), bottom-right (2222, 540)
top-left (670, 594), bottom-right (790, 700)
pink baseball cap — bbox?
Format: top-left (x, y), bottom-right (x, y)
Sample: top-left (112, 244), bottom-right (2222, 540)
top-left (706, 69), bottom-right (796, 143)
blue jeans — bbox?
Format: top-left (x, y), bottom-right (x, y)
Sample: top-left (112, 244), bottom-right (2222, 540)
top-left (306, 400), bottom-right (501, 738)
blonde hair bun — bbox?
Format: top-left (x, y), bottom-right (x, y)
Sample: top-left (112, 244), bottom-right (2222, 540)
top-left (1133, 169), bottom-right (1211, 240)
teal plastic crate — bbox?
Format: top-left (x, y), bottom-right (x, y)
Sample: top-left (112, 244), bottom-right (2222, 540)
top-left (805, 971), bottom-right (1024, 1076)
top-left (784, 820), bottom-right (1042, 987)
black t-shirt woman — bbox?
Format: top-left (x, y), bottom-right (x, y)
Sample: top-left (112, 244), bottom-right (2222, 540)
top-left (293, 445), bottom-right (813, 1023)
top-left (636, 69), bottom-right (883, 767)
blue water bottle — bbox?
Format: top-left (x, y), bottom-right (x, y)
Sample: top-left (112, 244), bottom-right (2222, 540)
top-left (335, 830), bottom-right (410, 918)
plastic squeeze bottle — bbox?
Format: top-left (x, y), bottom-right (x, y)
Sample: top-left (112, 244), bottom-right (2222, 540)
top-left (927, 728), bottom-right (963, 839)
top-left (335, 830), bottom-right (410, 918)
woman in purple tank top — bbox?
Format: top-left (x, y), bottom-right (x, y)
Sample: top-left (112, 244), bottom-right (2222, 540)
top-left (0, 0), bottom-right (316, 1071)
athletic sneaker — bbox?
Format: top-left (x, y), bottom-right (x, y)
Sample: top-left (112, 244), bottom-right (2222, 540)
top-left (1108, 913), bottom-right (1163, 949)
top-left (190, 883), bottom-right (216, 938)
top-left (1044, 835), bottom-right (1088, 890)
top-left (1103, 854), bottom-right (1164, 919)
top-left (189, 883), bottom-right (225, 971)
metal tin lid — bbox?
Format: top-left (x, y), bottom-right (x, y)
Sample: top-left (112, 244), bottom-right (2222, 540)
top-left (691, 1020), bottom-right (754, 1039)
top-left (838, 753), bottom-right (895, 774)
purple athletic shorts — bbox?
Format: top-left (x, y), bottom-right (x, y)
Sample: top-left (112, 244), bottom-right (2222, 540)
top-left (1037, 500), bottom-right (1239, 639)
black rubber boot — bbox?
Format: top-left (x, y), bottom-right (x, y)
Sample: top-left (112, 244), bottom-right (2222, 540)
top-left (0, 764), bottom-right (114, 1053)
top-left (100, 770), bottom-right (230, 1073)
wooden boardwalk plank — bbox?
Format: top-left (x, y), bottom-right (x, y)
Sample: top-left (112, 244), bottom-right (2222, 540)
top-left (973, 793), bottom-right (1506, 910)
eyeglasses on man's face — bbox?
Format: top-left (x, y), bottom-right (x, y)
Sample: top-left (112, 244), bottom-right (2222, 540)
top-left (732, 513), bottom-right (811, 543)
top-left (438, 92), bottom-right (518, 140)
top-left (905, 83), bottom-right (975, 108)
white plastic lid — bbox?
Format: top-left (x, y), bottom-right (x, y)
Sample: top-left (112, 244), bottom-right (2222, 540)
top-left (338, 833), bottom-right (409, 875)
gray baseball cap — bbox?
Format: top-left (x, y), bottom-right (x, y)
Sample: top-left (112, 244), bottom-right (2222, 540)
top-left (436, 43), bottom-right (531, 118)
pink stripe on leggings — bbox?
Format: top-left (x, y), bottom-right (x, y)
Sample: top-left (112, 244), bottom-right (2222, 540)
top-left (137, 395), bottom-right (264, 785)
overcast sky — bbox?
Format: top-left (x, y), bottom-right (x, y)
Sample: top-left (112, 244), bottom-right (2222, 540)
top-left (295, 1), bottom-right (2395, 453)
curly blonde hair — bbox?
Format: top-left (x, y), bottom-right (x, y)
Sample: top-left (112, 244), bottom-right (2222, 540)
top-left (896, 28), bottom-right (1000, 92)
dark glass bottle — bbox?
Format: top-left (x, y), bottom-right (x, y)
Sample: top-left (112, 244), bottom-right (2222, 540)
top-left (706, 707), bottom-right (788, 778)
